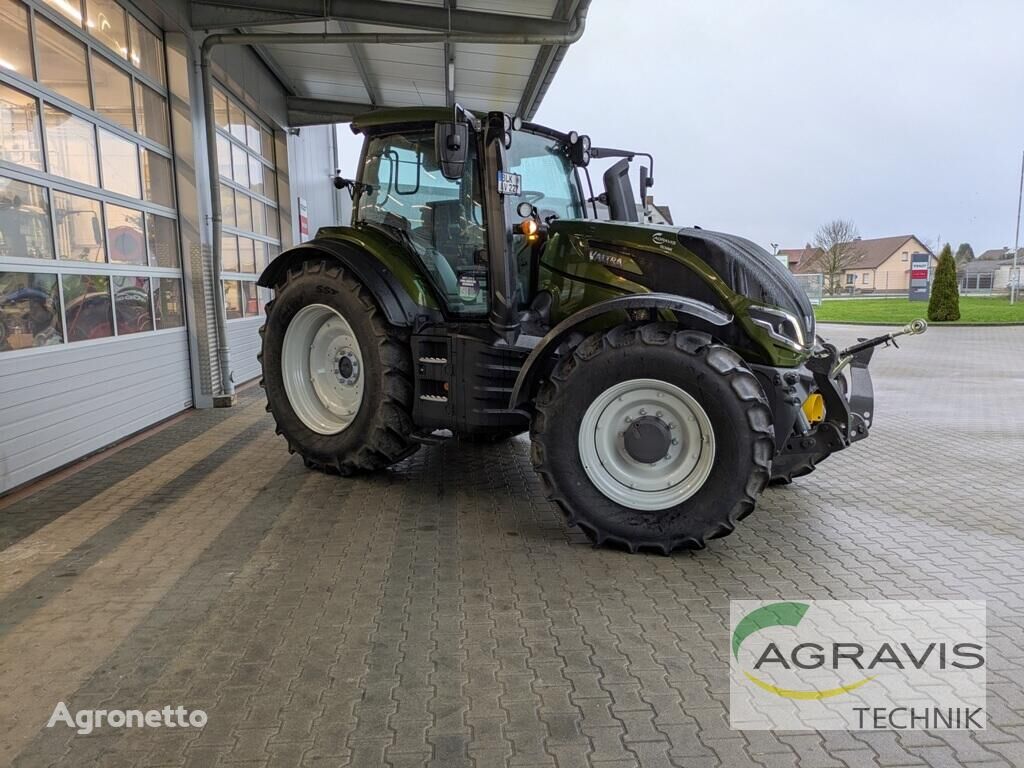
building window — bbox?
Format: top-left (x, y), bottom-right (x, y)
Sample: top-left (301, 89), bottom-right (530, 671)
top-left (0, 0), bottom-right (181, 356)
top-left (214, 85), bottom-right (280, 319)
top-left (863, 272), bottom-right (870, 282)
top-left (0, 270), bottom-right (62, 350)
top-left (901, 251), bottom-right (909, 261)
top-left (846, 273), bottom-right (856, 284)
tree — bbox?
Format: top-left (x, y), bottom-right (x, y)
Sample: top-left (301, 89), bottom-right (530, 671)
top-left (928, 243), bottom-right (960, 322)
top-left (955, 243), bottom-right (975, 266)
top-left (808, 219), bottom-right (865, 295)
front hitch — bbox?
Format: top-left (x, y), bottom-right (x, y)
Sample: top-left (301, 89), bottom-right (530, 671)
top-left (771, 319), bottom-right (928, 463)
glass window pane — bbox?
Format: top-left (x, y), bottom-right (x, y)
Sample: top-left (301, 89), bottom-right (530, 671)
top-left (260, 126), bottom-right (273, 162)
top-left (36, 17), bottom-right (91, 107)
top-left (215, 134), bottom-right (232, 180)
top-left (62, 273), bottom-right (112, 341)
top-left (0, 271), bottom-right (63, 350)
top-left (141, 148), bottom-right (174, 207)
top-left (238, 237), bottom-right (255, 273)
top-left (263, 169), bottom-right (277, 203)
top-left (152, 277), bottom-right (183, 329)
top-left (213, 89), bottom-right (228, 131)
top-left (86, 0), bottom-right (128, 58)
top-left (53, 191), bottom-right (104, 261)
top-left (145, 212), bottom-right (179, 268)
top-left (250, 199), bottom-right (265, 235)
top-left (113, 275), bottom-right (152, 334)
top-left (0, 83), bottom-right (43, 170)
top-left (91, 53), bottom-right (134, 130)
top-left (0, 0), bottom-right (33, 78)
top-left (44, 106), bottom-right (99, 186)
top-left (266, 206), bottom-right (279, 240)
top-left (0, 176), bottom-right (53, 259)
top-left (223, 279), bottom-right (242, 319)
top-left (254, 240), bottom-right (269, 272)
top-left (248, 155), bottom-right (264, 196)
top-left (234, 191), bottom-right (252, 231)
top-left (221, 234), bottom-right (238, 272)
top-left (220, 185), bottom-right (235, 227)
top-left (105, 203), bottom-right (145, 264)
top-left (99, 129), bottom-right (141, 198)
top-left (230, 143), bottom-right (249, 187)
top-left (128, 17), bottom-right (163, 85)
top-left (40, 0), bottom-right (83, 26)
top-left (227, 100), bottom-right (246, 142)
top-left (242, 280), bottom-right (258, 316)
top-left (244, 114), bottom-right (260, 152)
top-left (134, 81), bottom-right (169, 145)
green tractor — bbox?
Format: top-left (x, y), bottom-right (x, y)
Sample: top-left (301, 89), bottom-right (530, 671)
top-left (257, 106), bottom-right (922, 553)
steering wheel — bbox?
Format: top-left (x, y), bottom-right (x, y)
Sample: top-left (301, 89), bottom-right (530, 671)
top-left (520, 190), bottom-right (546, 204)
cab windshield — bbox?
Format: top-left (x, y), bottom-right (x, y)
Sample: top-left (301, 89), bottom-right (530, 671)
top-left (505, 131), bottom-right (585, 221)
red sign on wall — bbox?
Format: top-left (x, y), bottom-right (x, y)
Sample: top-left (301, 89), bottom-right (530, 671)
top-left (911, 268), bottom-right (928, 279)
top-left (298, 196), bottom-right (309, 239)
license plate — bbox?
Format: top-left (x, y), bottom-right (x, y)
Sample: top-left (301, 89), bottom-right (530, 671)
top-left (497, 171), bottom-right (522, 196)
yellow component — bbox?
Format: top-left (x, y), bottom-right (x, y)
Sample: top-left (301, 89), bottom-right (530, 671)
top-left (802, 393), bottom-right (825, 423)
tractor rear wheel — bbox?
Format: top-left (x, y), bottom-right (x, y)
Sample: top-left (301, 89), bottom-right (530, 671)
top-left (530, 324), bottom-right (774, 553)
top-left (259, 259), bottom-right (418, 475)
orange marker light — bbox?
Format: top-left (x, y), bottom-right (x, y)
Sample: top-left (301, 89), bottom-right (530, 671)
top-left (521, 219), bottom-right (538, 237)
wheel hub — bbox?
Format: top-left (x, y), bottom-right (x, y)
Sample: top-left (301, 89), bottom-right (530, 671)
top-left (336, 351), bottom-right (359, 385)
top-left (622, 415), bottom-right (673, 464)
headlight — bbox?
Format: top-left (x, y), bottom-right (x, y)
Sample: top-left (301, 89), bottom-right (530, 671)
top-left (748, 305), bottom-right (807, 351)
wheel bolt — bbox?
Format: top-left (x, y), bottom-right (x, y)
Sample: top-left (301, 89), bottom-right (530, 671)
top-left (639, 408), bottom-right (646, 415)
top-left (671, 438), bottom-right (679, 446)
top-left (656, 411), bottom-right (663, 418)
top-left (625, 416), bottom-right (632, 423)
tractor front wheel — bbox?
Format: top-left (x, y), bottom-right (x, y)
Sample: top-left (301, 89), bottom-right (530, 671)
top-left (530, 324), bottom-right (774, 553)
top-left (259, 260), bottom-right (418, 475)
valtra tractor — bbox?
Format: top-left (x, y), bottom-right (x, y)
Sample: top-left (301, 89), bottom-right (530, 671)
top-left (256, 105), bottom-right (925, 554)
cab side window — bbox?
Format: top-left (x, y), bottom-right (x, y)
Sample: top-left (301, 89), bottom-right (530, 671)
top-left (356, 132), bottom-right (487, 314)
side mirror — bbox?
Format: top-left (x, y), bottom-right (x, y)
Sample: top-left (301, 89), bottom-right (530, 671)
top-left (639, 165), bottom-right (652, 199)
top-left (435, 122), bottom-right (469, 180)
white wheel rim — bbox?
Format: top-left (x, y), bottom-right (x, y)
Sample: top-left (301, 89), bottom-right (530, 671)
top-left (282, 303), bottom-right (365, 435)
top-left (578, 378), bottom-right (716, 511)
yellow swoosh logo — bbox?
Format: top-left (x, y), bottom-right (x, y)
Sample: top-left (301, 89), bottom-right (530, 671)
top-left (744, 671), bottom-right (876, 700)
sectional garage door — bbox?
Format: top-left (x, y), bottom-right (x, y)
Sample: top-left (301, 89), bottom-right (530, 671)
top-left (0, 0), bottom-right (190, 493)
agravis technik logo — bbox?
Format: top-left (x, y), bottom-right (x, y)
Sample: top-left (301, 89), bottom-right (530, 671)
top-left (729, 600), bottom-right (987, 730)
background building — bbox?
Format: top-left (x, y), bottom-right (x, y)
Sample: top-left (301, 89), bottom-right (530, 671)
top-left (0, 0), bottom-right (588, 494)
top-left (783, 235), bottom-right (936, 294)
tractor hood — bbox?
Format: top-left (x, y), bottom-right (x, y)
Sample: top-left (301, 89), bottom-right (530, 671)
top-left (545, 219), bottom-right (815, 356)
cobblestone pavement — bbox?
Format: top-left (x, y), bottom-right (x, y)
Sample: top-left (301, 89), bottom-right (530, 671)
top-left (1, 324), bottom-right (1022, 768)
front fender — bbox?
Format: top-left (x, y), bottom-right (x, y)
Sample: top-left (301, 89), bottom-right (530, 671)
top-left (509, 293), bottom-right (732, 410)
top-left (257, 238), bottom-right (425, 327)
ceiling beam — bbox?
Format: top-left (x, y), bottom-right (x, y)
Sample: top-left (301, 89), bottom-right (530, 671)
top-left (191, 0), bottom-right (575, 35)
top-left (287, 96), bottom-right (375, 126)
top-left (335, 20), bottom-right (380, 107)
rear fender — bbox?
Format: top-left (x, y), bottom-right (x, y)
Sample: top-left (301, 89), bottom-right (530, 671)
top-left (509, 293), bottom-right (732, 410)
top-left (257, 238), bottom-right (424, 326)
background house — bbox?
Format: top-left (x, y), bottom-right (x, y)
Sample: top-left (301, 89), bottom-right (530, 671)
top-left (783, 235), bottom-right (936, 294)
top-left (959, 248), bottom-right (1022, 293)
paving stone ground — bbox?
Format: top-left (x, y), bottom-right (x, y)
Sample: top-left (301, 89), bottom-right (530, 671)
top-left (0, 323), bottom-right (1022, 768)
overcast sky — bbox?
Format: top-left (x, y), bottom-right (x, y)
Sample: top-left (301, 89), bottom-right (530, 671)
top-left (340, 1), bottom-right (1024, 253)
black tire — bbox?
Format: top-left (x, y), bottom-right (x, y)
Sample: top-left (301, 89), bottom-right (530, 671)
top-left (530, 324), bottom-right (774, 554)
top-left (768, 453), bottom-right (821, 485)
top-left (259, 259), bottom-right (418, 475)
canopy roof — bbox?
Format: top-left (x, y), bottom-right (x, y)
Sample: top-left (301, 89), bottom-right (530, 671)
top-left (192, 0), bottom-right (591, 126)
